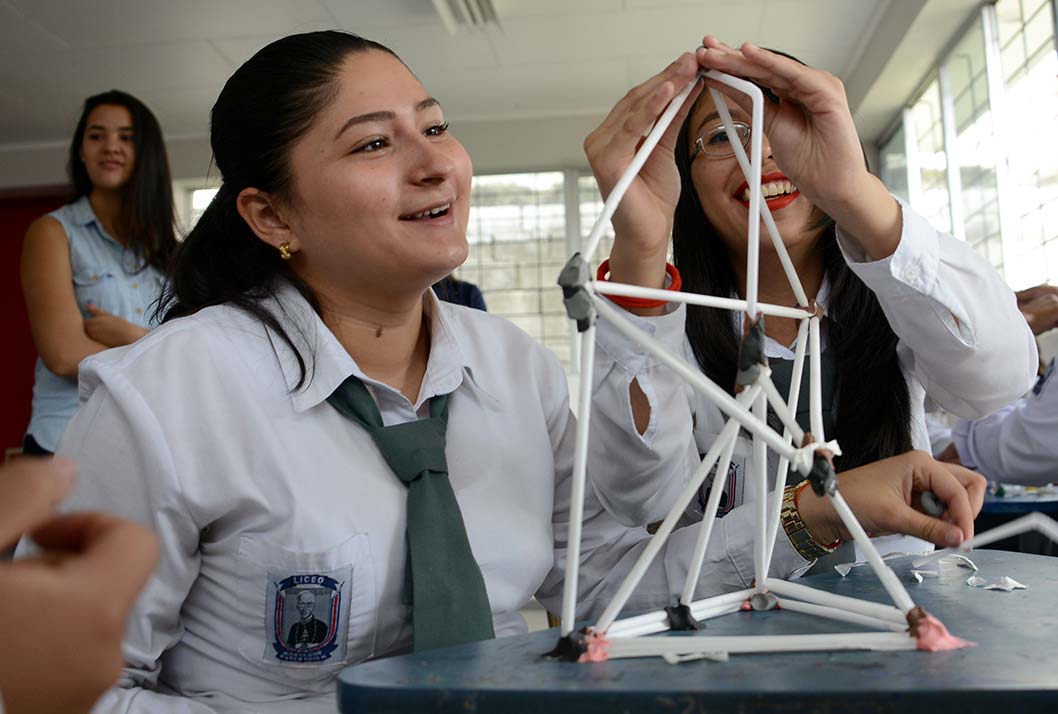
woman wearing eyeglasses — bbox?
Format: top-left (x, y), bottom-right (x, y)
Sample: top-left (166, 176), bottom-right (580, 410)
top-left (584, 40), bottom-right (1037, 567)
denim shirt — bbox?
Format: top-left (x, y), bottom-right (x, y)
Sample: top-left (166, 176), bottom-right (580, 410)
top-left (26, 195), bottom-right (165, 450)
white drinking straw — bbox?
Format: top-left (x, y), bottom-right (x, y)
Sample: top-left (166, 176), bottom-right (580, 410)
top-left (764, 319), bottom-right (810, 565)
top-left (604, 609), bottom-right (744, 640)
top-left (582, 74), bottom-right (703, 264)
top-left (713, 83), bottom-right (809, 309)
top-left (602, 632), bottom-right (916, 659)
top-left (593, 296), bottom-right (804, 467)
top-left (827, 491), bottom-right (916, 614)
top-left (592, 386), bottom-right (761, 632)
top-left (752, 392), bottom-right (770, 590)
top-left (559, 323), bottom-right (597, 636)
top-left (679, 429), bottom-right (741, 604)
top-left (913, 512), bottom-right (1058, 567)
top-left (759, 370), bottom-right (806, 444)
top-left (707, 80), bottom-right (764, 318)
top-left (765, 578), bottom-right (906, 625)
top-left (808, 315), bottom-right (825, 440)
top-left (773, 598), bottom-right (909, 633)
top-left (606, 586), bottom-right (756, 638)
top-left (591, 281), bottom-right (812, 320)
top-left (688, 587), bottom-right (759, 616)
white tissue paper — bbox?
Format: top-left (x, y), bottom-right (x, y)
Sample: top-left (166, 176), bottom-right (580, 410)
top-left (966, 575), bottom-right (1026, 591)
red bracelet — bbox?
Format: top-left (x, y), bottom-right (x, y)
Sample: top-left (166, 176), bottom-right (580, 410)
top-left (793, 480), bottom-right (843, 550)
top-left (596, 260), bottom-right (682, 309)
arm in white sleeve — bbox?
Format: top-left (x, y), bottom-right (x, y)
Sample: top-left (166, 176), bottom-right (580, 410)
top-left (925, 411), bottom-right (954, 457)
top-left (537, 379), bottom-right (810, 622)
top-left (56, 363), bottom-right (217, 714)
top-left (952, 359), bottom-right (1058, 485)
top-left (836, 199), bottom-right (1037, 418)
top-left (588, 301), bottom-right (700, 525)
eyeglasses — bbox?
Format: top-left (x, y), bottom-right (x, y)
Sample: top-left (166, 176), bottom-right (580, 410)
top-left (690, 121), bottom-right (752, 161)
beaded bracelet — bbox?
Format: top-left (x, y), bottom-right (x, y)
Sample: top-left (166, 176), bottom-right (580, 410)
top-left (596, 259), bottom-right (682, 309)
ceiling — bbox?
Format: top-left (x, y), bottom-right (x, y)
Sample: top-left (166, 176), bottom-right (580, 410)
top-left (0, 0), bottom-right (908, 148)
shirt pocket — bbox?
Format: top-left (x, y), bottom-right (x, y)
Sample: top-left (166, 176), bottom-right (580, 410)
top-left (236, 531), bottom-right (378, 685)
top-left (72, 268), bottom-right (120, 316)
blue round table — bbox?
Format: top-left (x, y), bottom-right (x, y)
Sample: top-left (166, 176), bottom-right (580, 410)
top-left (338, 549), bottom-right (1058, 713)
top-left (982, 489), bottom-right (1058, 515)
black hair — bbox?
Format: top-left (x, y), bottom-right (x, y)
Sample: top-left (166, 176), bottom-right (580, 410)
top-left (68, 90), bottom-right (177, 273)
top-left (671, 60), bottom-right (911, 472)
top-left (158, 31), bottom-right (401, 388)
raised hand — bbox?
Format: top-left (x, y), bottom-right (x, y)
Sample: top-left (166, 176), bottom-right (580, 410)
top-left (1016, 284), bottom-right (1058, 335)
top-left (696, 37), bottom-right (902, 260)
top-left (584, 52), bottom-right (702, 289)
top-left (0, 458), bottom-right (158, 714)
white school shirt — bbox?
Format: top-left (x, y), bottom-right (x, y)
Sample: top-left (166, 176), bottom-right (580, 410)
top-left (45, 283), bottom-right (812, 714)
top-left (952, 358), bottom-right (1058, 485)
top-left (589, 199), bottom-right (1038, 559)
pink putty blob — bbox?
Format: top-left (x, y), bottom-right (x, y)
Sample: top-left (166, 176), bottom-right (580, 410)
top-left (577, 630), bottom-right (611, 663)
top-left (913, 613), bottom-right (975, 652)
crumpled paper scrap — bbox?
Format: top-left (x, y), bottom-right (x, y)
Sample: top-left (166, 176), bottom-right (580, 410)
top-left (941, 554), bottom-right (978, 571)
top-left (662, 651), bottom-right (729, 664)
top-left (966, 575), bottom-right (1026, 591)
top-left (834, 552), bottom-right (913, 577)
top-left (911, 569), bottom-right (938, 583)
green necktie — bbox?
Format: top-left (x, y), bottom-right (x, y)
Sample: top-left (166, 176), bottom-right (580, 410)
top-left (326, 375), bottom-right (495, 652)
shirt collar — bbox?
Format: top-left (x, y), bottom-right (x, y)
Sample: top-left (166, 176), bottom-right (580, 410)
top-left (69, 195), bottom-right (99, 227)
top-left (71, 195), bottom-right (126, 249)
top-left (267, 282), bottom-right (486, 413)
top-left (727, 276), bottom-right (833, 359)
top-left (425, 291), bottom-right (502, 406)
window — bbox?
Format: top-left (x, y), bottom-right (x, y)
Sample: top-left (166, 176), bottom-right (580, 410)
top-left (948, 17), bottom-right (1003, 271)
top-left (879, 1), bottom-right (1058, 288)
top-left (994, 0), bottom-right (1058, 287)
top-left (458, 172), bottom-right (571, 366)
top-left (905, 78), bottom-right (953, 235)
top-left (879, 125), bottom-right (910, 204)
top-left (577, 174), bottom-right (615, 271)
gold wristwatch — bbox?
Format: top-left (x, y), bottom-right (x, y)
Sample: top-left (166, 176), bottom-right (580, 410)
top-left (780, 480), bottom-right (841, 561)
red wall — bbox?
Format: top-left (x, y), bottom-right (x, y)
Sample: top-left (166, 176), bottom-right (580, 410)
top-left (1, 193), bottom-right (71, 454)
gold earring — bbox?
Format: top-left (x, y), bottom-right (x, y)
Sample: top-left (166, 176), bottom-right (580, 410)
top-left (278, 242), bottom-right (292, 260)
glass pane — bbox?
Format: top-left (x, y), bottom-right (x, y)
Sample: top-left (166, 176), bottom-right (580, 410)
top-left (1025, 0), bottom-right (1055, 55)
top-left (459, 172), bottom-right (570, 366)
top-left (577, 174), bottom-right (615, 274)
top-left (907, 78), bottom-right (952, 234)
top-left (995, 0), bottom-right (1058, 287)
top-left (948, 17), bottom-right (1003, 270)
top-left (879, 125), bottom-right (910, 203)
top-left (995, 0), bottom-right (1023, 47)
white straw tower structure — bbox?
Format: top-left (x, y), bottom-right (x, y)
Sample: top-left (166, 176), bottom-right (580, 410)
top-left (550, 66), bottom-right (984, 663)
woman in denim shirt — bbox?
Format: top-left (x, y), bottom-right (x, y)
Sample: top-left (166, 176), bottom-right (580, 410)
top-left (20, 90), bottom-right (178, 455)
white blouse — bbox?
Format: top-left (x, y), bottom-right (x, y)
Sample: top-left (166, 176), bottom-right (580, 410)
top-left (588, 199), bottom-right (1039, 559)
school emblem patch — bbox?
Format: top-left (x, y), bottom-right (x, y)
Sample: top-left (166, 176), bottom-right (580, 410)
top-left (697, 455), bottom-right (745, 518)
top-left (270, 574), bottom-right (344, 663)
